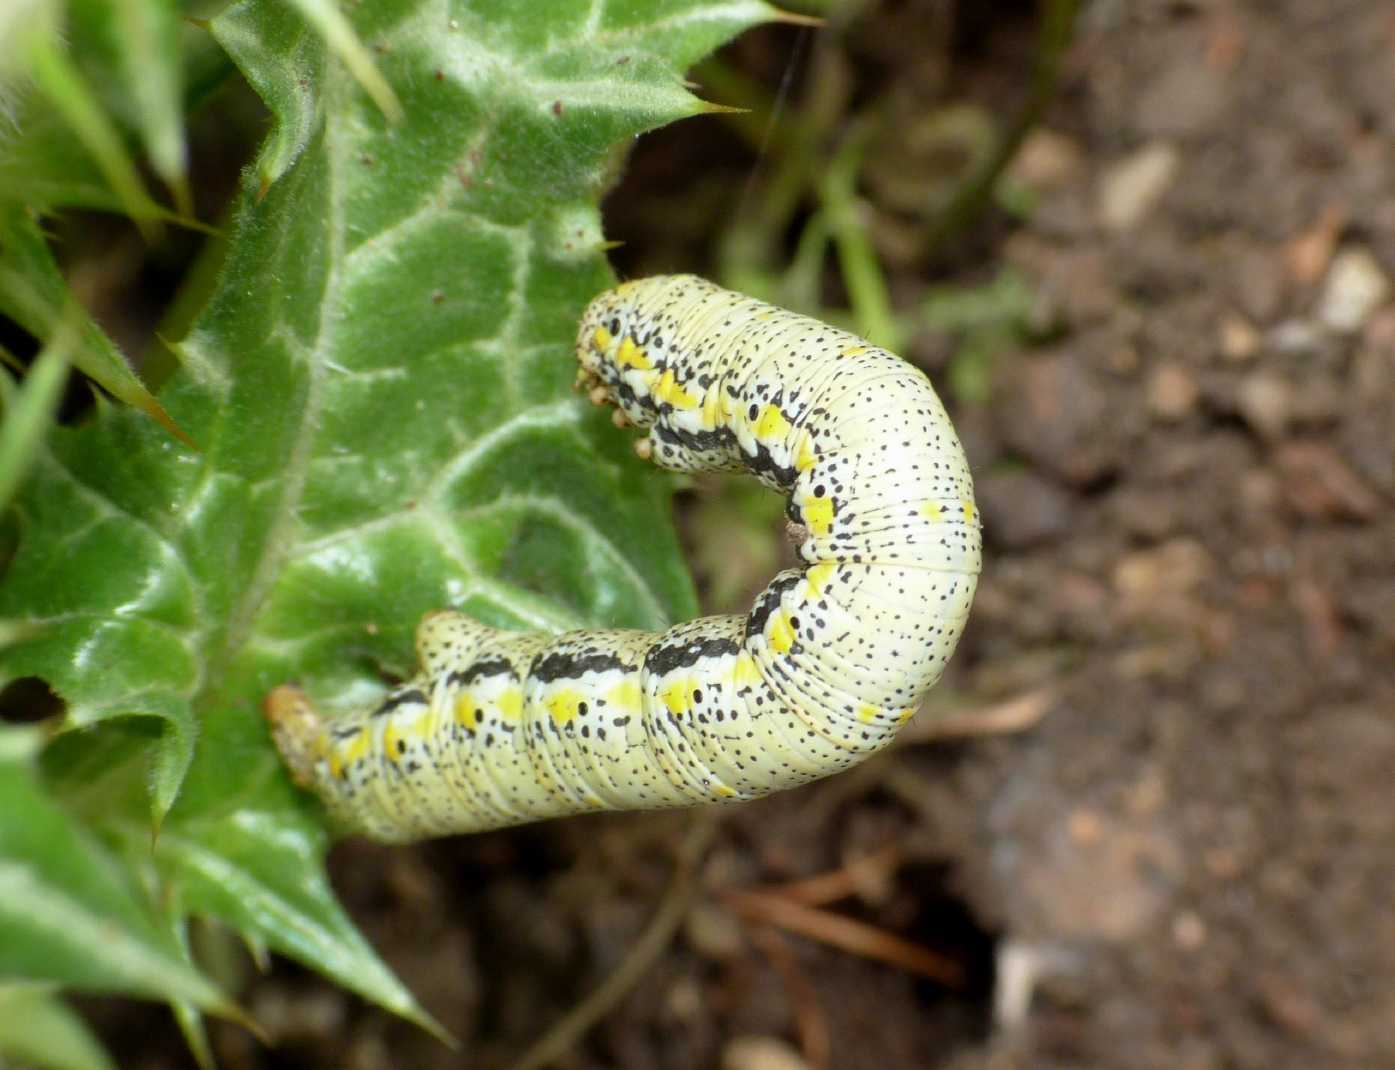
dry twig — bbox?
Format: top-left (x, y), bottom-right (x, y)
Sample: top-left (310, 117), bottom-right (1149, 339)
top-left (903, 688), bottom-right (1054, 744)
top-left (748, 844), bottom-right (901, 907)
top-left (721, 888), bottom-right (964, 989)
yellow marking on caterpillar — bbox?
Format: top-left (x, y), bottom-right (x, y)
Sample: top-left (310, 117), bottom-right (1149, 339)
top-left (922, 501), bottom-right (944, 522)
top-left (805, 562), bottom-right (835, 597)
top-left (616, 336), bottom-right (652, 370)
top-left (655, 368), bottom-right (699, 409)
top-left (545, 689), bottom-right (584, 724)
top-left (802, 495), bottom-right (834, 536)
top-left (768, 612), bottom-right (796, 654)
top-left (328, 750), bottom-right (345, 779)
top-left (961, 499), bottom-right (975, 522)
top-left (344, 729), bottom-right (371, 767)
top-left (608, 679), bottom-right (643, 710)
top-left (897, 707), bottom-right (917, 725)
top-left (592, 325), bottom-right (613, 351)
top-left (714, 785), bottom-right (737, 798)
top-left (497, 689), bottom-right (523, 721)
top-left (661, 679), bottom-right (691, 715)
top-left (734, 654), bottom-right (762, 686)
top-left (840, 344), bottom-right (868, 358)
top-left (702, 385), bottom-right (724, 428)
top-left (383, 721), bottom-right (405, 762)
top-left (754, 404), bottom-right (791, 442)
top-left (858, 704), bottom-right (880, 724)
top-left (454, 693), bottom-right (480, 728)
top-left (795, 437), bottom-right (817, 472)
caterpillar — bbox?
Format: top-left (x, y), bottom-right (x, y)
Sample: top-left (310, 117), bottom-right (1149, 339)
top-left (266, 276), bottom-right (981, 843)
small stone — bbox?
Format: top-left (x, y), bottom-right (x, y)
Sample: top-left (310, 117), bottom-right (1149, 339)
top-left (1008, 128), bottom-right (1084, 190)
top-left (723, 1036), bottom-right (810, 1070)
top-left (1172, 910), bottom-right (1207, 950)
top-left (1318, 247), bottom-right (1391, 333)
top-left (1098, 142), bottom-right (1180, 231)
top-left (1146, 361), bottom-right (1199, 421)
top-left (1218, 312), bottom-right (1261, 361)
top-left (1236, 371), bottom-right (1293, 439)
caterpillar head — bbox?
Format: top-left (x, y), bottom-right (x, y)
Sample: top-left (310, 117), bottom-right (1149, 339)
top-left (574, 281), bottom-right (658, 429)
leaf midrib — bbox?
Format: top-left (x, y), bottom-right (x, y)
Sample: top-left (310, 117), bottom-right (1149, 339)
top-left (214, 72), bottom-right (348, 684)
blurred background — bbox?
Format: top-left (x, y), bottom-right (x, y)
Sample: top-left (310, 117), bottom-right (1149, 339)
top-left (17, 0), bottom-right (1395, 1067)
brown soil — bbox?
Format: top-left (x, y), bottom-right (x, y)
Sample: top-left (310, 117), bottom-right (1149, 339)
top-left (89, 2), bottom-right (1394, 1068)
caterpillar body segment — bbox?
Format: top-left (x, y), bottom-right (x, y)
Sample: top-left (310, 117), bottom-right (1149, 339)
top-left (266, 275), bottom-right (981, 843)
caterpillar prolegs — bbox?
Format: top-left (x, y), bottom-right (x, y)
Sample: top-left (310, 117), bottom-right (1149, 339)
top-left (266, 276), bottom-right (982, 843)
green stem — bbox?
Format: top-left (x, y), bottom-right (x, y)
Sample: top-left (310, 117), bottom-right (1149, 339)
top-left (821, 124), bottom-right (901, 350)
top-left (26, 37), bottom-right (162, 243)
top-left (924, 0), bottom-right (1081, 250)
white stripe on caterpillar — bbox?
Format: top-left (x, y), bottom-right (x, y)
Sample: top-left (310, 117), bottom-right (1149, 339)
top-left (265, 276), bottom-right (981, 843)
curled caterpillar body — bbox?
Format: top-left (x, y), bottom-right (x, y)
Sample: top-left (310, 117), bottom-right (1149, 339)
top-left (266, 276), bottom-right (981, 843)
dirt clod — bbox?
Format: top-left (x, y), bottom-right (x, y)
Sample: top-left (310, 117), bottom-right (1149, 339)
top-left (1274, 441), bottom-right (1383, 520)
top-left (977, 470), bottom-right (1074, 550)
top-left (996, 352), bottom-right (1130, 485)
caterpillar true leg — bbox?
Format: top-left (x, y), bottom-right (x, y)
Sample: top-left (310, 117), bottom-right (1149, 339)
top-left (266, 276), bottom-right (981, 843)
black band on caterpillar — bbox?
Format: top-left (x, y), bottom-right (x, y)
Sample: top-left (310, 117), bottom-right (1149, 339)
top-left (266, 276), bottom-right (981, 843)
